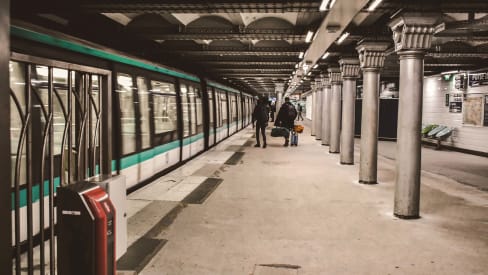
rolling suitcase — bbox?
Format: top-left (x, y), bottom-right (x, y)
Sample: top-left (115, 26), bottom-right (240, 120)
top-left (291, 130), bottom-right (298, 146)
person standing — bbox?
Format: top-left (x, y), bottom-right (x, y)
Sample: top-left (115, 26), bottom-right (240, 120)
top-left (252, 97), bottom-right (269, 148)
top-left (274, 97), bottom-right (297, 146)
top-left (269, 102), bottom-right (276, 122)
top-left (297, 104), bottom-right (304, 121)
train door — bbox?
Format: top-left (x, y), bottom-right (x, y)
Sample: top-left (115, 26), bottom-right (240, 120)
top-left (207, 87), bottom-right (216, 147)
top-left (9, 56), bottom-right (111, 274)
top-left (219, 90), bottom-right (229, 139)
top-left (149, 79), bottom-right (179, 176)
top-left (189, 84), bottom-right (204, 157)
top-left (229, 93), bottom-right (237, 135)
top-left (179, 81), bottom-right (203, 160)
top-left (237, 94), bottom-right (242, 130)
top-left (215, 89), bottom-right (223, 142)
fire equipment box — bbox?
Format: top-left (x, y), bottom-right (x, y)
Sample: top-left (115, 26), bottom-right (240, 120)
top-left (57, 182), bottom-right (116, 275)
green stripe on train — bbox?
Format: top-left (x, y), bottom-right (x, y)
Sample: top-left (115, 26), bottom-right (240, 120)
top-left (11, 178), bottom-right (61, 209)
top-left (11, 26), bottom-right (200, 83)
top-left (120, 140), bottom-right (180, 170)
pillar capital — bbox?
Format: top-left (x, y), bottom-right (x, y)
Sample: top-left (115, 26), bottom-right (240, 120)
top-left (328, 67), bottom-right (342, 84)
top-left (339, 58), bottom-right (360, 79)
top-left (356, 40), bottom-right (390, 70)
top-left (320, 73), bottom-right (331, 88)
top-left (389, 12), bottom-right (441, 52)
top-left (275, 82), bottom-right (285, 92)
top-left (315, 78), bottom-right (323, 90)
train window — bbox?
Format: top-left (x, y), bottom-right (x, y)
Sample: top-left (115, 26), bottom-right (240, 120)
top-left (195, 87), bottom-right (203, 133)
top-left (10, 61), bottom-right (27, 188)
top-left (234, 94), bottom-right (237, 123)
top-left (208, 89), bottom-right (214, 128)
top-left (117, 73), bottom-right (136, 155)
top-left (180, 84), bottom-right (190, 137)
top-left (137, 77), bottom-right (151, 149)
top-left (151, 80), bottom-right (177, 137)
top-left (150, 80), bottom-right (176, 94)
top-left (220, 91), bottom-right (228, 124)
top-left (189, 85), bottom-right (197, 135)
top-left (89, 74), bottom-right (100, 152)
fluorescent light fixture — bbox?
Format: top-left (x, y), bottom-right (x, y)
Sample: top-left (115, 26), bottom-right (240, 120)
top-left (337, 32), bottom-right (350, 44)
top-left (313, 64), bottom-right (318, 69)
top-left (307, 72), bottom-right (312, 76)
top-left (319, 0), bottom-right (331, 11)
top-left (367, 0), bottom-right (383, 11)
top-left (322, 52), bottom-right (330, 59)
top-left (305, 31), bottom-right (314, 43)
top-left (298, 52), bottom-right (304, 59)
top-left (330, 0), bottom-right (337, 9)
top-left (295, 63), bottom-right (299, 69)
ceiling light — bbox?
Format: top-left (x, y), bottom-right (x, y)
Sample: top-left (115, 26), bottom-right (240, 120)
top-left (295, 64), bottom-right (299, 69)
top-left (337, 32), bottom-right (350, 44)
top-left (319, 0), bottom-right (331, 11)
top-left (313, 64), bottom-right (318, 69)
top-left (298, 52), bottom-right (304, 59)
top-left (367, 0), bottom-right (383, 11)
top-left (322, 52), bottom-right (330, 59)
top-left (305, 31), bottom-right (314, 43)
top-left (330, 0), bottom-right (337, 9)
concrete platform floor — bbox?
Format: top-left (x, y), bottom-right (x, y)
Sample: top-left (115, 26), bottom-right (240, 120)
top-left (132, 125), bottom-right (488, 275)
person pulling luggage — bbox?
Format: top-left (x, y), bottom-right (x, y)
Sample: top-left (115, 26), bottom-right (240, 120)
top-left (274, 97), bottom-right (297, 146)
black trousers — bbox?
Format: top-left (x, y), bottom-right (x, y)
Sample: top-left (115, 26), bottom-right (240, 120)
top-left (255, 123), bottom-right (267, 145)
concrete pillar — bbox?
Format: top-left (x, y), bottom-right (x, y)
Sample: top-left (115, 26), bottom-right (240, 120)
top-left (328, 67), bottom-right (342, 153)
top-left (321, 75), bottom-right (331, 146)
top-left (356, 40), bottom-right (390, 183)
top-left (339, 58), bottom-right (361, 165)
top-left (311, 84), bottom-right (317, 136)
top-left (314, 79), bottom-right (323, 140)
top-left (275, 83), bottom-right (284, 120)
top-left (389, 13), bottom-right (439, 219)
top-left (0, 0), bottom-right (11, 273)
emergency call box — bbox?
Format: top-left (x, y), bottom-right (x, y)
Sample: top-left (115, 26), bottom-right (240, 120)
top-left (57, 182), bottom-right (116, 275)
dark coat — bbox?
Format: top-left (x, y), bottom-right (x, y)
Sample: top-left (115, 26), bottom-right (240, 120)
top-left (274, 102), bottom-right (295, 129)
top-left (252, 102), bottom-right (269, 126)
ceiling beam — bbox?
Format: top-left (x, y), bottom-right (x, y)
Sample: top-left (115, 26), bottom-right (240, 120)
top-left (80, 1), bottom-right (320, 14)
top-left (174, 50), bottom-right (301, 56)
top-left (145, 33), bottom-right (306, 41)
top-left (287, 0), bottom-right (370, 94)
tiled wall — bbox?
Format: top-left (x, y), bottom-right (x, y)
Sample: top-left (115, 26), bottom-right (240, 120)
top-left (423, 74), bottom-right (488, 153)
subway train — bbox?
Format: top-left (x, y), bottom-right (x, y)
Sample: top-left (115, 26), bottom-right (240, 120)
top-left (8, 21), bottom-right (254, 258)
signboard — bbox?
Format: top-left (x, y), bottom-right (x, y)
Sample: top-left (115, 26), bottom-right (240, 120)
top-left (469, 72), bottom-right (488, 87)
top-left (454, 74), bottom-right (466, 90)
top-left (449, 93), bottom-right (463, 113)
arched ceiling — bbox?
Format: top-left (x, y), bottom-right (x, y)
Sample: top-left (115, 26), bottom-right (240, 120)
top-left (12, 0), bottom-right (488, 96)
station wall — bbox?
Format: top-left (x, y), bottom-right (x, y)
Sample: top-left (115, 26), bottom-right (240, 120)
top-left (423, 73), bottom-right (488, 153)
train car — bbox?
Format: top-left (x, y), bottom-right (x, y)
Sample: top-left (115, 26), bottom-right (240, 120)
top-left (8, 21), bottom-right (254, 266)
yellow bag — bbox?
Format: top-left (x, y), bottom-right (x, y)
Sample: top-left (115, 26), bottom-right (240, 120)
top-left (294, 124), bottom-right (304, 133)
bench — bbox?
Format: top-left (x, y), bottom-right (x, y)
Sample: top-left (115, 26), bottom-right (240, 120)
top-left (421, 124), bottom-right (454, 150)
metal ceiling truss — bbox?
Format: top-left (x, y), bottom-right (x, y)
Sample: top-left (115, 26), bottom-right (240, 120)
top-left (81, 1), bottom-right (320, 13)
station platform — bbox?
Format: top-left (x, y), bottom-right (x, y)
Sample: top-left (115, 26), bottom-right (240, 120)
top-left (120, 123), bottom-right (488, 275)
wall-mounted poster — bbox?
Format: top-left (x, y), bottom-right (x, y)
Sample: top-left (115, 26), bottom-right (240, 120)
top-left (469, 72), bottom-right (488, 87)
top-left (463, 96), bottom-right (483, 126)
top-left (449, 93), bottom-right (463, 113)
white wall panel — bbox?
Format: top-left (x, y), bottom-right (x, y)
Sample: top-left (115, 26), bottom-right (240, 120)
top-left (423, 74), bottom-right (488, 153)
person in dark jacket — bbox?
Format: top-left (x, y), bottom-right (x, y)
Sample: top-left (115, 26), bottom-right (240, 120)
top-left (252, 97), bottom-right (269, 148)
top-left (274, 97), bottom-right (296, 146)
